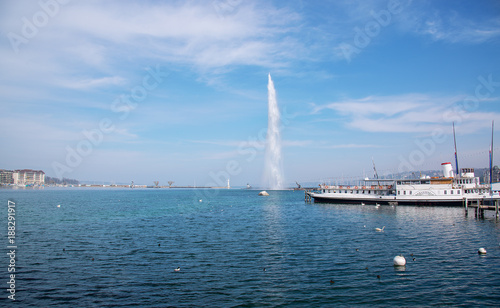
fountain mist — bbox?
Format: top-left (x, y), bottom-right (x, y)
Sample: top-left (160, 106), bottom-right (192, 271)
top-left (263, 73), bottom-right (284, 190)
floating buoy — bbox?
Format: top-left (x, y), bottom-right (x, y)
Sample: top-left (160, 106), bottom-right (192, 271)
top-left (199, 199), bottom-right (202, 202)
top-left (174, 267), bottom-right (180, 272)
top-left (57, 205), bottom-right (61, 208)
top-left (478, 248), bottom-right (487, 255)
top-left (258, 191), bottom-right (269, 196)
top-left (393, 255), bottom-right (406, 266)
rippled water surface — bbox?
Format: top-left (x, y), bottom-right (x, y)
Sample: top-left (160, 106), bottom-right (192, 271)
top-left (1, 188), bottom-right (500, 307)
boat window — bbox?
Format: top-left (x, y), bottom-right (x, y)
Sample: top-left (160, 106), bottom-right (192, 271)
top-left (451, 190), bottom-right (453, 194)
top-left (409, 191), bottom-right (412, 195)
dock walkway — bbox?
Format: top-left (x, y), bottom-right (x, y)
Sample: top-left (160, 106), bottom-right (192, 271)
top-left (464, 198), bottom-right (500, 218)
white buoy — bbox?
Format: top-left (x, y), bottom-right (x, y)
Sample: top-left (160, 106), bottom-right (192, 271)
top-left (393, 255), bottom-right (406, 266)
top-left (478, 248), bottom-right (487, 255)
top-left (174, 267), bottom-right (180, 272)
top-left (258, 191), bottom-right (270, 196)
top-left (57, 205), bottom-right (61, 208)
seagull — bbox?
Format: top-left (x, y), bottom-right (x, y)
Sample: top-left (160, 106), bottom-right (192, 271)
top-left (174, 267), bottom-right (180, 272)
top-left (375, 226), bottom-right (385, 232)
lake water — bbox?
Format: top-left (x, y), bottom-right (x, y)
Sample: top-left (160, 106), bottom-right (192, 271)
top-left (1, 188), bottom-right (500, 307)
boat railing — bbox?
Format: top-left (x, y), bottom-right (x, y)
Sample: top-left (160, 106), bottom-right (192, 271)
top-left (321, 185), bottom-right (393, 190)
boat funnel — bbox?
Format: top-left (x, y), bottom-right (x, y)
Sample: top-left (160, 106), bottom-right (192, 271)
top-left (441, 162), bottom-right (454, 178)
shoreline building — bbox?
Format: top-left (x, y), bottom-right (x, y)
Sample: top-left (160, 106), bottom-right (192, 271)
top-left (0, 170), bottom-right (14, 184)
top-left (0, 169), bottom-right (45, 186)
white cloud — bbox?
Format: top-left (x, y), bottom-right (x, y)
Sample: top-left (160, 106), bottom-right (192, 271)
top-left (48, 1), bottom-right (302, 70)
top-left (0, 0), bottom-right (303, 91)
top-left (60, 76), bottom-right (127, 89)
top-left (314, 94), bottom-right (500, 133)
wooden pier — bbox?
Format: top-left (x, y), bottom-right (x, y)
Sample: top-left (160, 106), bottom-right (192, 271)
top-left (303, 188), bottom-right (318, 203)
top-left (464, 198), bottom-right (500, 219)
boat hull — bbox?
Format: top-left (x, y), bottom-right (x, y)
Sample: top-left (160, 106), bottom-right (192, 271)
top-left (310, 194), bottom-right (466, 207)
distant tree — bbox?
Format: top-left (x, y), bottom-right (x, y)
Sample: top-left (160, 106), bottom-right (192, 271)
top-left (45, 176), bottom-right (79, 185)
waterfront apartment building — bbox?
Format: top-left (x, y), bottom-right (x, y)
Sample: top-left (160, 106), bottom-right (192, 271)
top-left (0, 169), bottom-right (45, 185)
top-left (483, 166), bottom-right (500, 184)
top-left (0, 170), bottom-right (14, 184)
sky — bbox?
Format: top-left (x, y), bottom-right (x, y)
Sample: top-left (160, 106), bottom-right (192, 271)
top-left (1, 0), bottom-right (500, 187)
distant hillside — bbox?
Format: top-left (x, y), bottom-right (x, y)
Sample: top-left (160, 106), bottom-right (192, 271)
top-left (297, 166), bottom-right (500, 187)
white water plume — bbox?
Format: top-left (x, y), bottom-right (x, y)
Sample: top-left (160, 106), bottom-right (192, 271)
top-left (263, 73), bottom-right (284, 190)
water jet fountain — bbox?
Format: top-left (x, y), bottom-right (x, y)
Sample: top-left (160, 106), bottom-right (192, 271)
top-left (263, 73), bottom-right (284, 190)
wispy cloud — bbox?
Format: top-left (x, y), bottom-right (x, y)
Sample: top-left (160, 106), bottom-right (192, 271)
top-left (189, 139), bottom-right (312, 149)
top-left (397, 3), bottom-right (500, 44)
top-left (321, 143), bottom-right (382, 149)
top-left (61, 76), bottom-right (127, 89)
top-left (0, 0), bottom-right (304, 95)
top-left (313, 94), bottom-right (500, 133)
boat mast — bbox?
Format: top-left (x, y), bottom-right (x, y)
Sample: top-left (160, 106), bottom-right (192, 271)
top-left (453, 122), bottom-right (459, 177)
top-left (490, 121), bottom-right (494, 185)
top-left (490, 120), bottom-right (494, 200)
top-left (372, 157), bottom-right (380, 186)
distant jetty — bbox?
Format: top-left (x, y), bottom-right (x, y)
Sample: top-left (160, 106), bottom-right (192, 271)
top-left (71, 184), bottom-right (232, 189)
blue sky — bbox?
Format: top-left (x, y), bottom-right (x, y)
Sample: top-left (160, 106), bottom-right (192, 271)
top-left (1, 0), bottom-right (500, 186)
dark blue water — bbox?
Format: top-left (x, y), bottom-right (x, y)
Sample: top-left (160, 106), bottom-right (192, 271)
top-left (1, 188), bottom-right (500, 307)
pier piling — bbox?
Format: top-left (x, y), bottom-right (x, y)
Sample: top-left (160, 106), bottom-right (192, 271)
top-left (464, 198), bottom-right (498, 219)
top-left (305, 191), bottom-right (312, 203)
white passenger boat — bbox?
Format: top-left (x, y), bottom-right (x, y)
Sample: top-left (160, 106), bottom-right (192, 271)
top-left (309, 162), bottom-right (500, 206)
